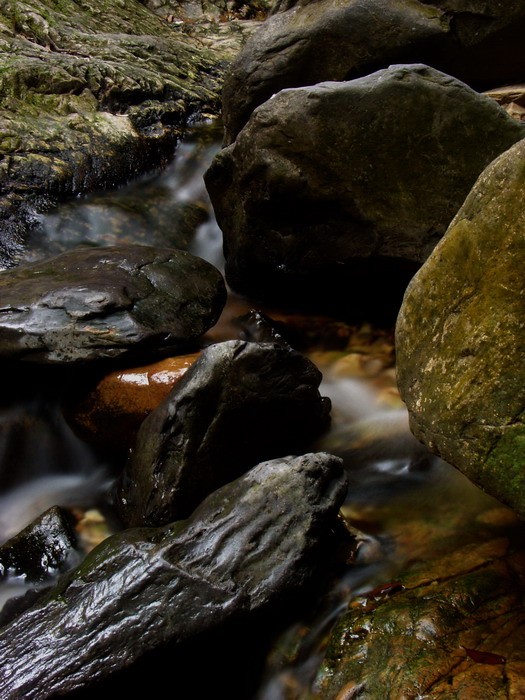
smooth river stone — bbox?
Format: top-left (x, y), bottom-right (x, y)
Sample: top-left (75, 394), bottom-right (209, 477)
top-left (68, 352), bottom-right (200, 452)
top-left (0, 452), bottom-right (348, 699)
top-left (0, 246), bottom-right (226, 364)
top-left (222, 0), bottom-right (525, 143)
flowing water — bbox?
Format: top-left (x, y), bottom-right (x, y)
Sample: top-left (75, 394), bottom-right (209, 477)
top-left (0, 120), bottom-right (505, 697)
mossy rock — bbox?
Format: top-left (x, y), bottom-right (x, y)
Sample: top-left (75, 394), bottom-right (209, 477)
top-left (315, 510), bottom-right (525, 699)
top-left (396, 137), bottom-right (525, 518)
top-left (0, 0), bottom-right (261, 267)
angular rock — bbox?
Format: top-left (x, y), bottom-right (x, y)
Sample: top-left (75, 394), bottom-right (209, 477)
top-left (396, 137), bottom-right (525, 519)
top-left (233, 309), bottom-right (289, 345)
top-left (0, 245), bottom-right (226, 364)
top-left (222, 0), bottom-right (525, 143)
top-left (206, 65), bottom-right (525, 320)
top-left (0, 453), bottom-right (347, 699)
top-left (116, 340), bottom-right (331, 527)
top-left (0, 0), bottom-right (262, 267)
top-left (0, 506), bottom-right (78, 583)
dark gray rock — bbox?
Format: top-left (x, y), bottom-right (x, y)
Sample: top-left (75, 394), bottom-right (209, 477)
top-left (206, 65), bottom-right (525, 320)
top-left (116, 340), bottom-right (331, 526)
top-left (0, 246), bottom-right (226, 364)
top-left (222, 0), bottom-right (525, 143)
top-left (396, 137), bottom-right (525, 519)
top-left (0, 452), bottom-right (348, 699)
top-left (0, 506), bottom-right (78, 583)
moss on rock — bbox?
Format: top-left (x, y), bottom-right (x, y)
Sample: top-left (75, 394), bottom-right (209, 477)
top-left (396, 137), bottom-right (525, 518)
top-left (0, 0), bottom-right (262, 267)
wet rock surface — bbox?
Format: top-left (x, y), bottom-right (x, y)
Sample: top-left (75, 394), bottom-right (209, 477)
top-left (222, 0), bottom-right (525, 143)
top-left (396, 137), bottom-right (525, 519)
top-left (116, 340), bottom-right (331, 527)
top-left (0, 506), bottom-right (78, 583)
top-left (0, 0), bottom-right (262, 267)
top-left (0, 245), bottom-right (226, 364)
top-left (68, 352), bottom-right (200, 453)
top-left (0, 452), bottom-right (347, 699)
top-left (19, 120), bottom-right (224, 266)
top-left (207, 64), bottom-right (524, 320)
top-left (314, 507), bottom-right (525, 700)
top-left (26, 192), bottom-right (207, 264)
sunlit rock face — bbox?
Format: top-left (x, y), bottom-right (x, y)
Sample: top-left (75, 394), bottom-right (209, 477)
top-left (115, 339), bottom-right (332, 526)
top-left (206, 65), bottom-right (525, 321)
top-left (0, 246), bottom-right (226, 364)
top-left (222, 0), bottom-right (525, 144)
top-left (397, 137), bottom-right (525, 519)
top-left (0, 452), bottom-right (348, 699)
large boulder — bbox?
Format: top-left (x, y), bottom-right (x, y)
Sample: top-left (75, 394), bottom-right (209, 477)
top-left (222, 0), bottom-right (525, 143)
top-left (115, 339), bottom-right (331, 526)
top-left (396, 137), bottom-right (525, 519)
top-left (0, 245), bottom-right (226, 364)
top-left (0, 452), bottom-right (347, 698)
top-left (206, 65), bottom-right (525, 320)
top-left (0, 0), bottom-right (262, 267)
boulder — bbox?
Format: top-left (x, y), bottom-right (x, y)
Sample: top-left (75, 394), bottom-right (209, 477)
top-left (0, 245), bottom-right (226, 364)
top-left (206, 65), bottom-right (525, 320)
top-left (0, 452), bottom-right (347, 699)
top-left (0, 0), bottom-right (262, 267)
top-left (396, 137), bottom-right (525, 518)
top-left (222, 0), bottom-right (525, 143)
top-left (115, 339), bottom-right (331, 526)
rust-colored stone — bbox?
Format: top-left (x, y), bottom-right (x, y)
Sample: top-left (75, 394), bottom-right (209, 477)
top-left (69, 353), bottom-right (199, 452)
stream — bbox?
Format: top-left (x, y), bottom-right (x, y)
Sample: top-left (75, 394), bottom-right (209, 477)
top-left (0, 121), bottom-right (506, 698)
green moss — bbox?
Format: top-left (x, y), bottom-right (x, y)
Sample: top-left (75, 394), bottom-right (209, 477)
top-left (0, 0), bottom-right (255, 264)
top-left (484, 424), bottom-right (525, 517)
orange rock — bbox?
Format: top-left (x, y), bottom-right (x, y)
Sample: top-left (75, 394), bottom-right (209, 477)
top-left (69, 354), bottom-right (199, 452)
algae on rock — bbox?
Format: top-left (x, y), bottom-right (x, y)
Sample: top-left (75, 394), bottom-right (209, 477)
top-left (0, 0), bottom-right (262, 267)
top-left (396, 137), bottom-right (525, 519)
